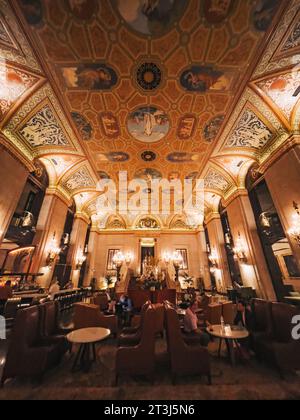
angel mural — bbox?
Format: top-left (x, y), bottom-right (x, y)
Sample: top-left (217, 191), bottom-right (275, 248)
top-left (203, 0), bottom-right (233, 24)
top-left (113, 0), bottom-right (187, 37)
top-left (127, 107), bottom-right (170, 143)
top-left (62, 64), bottom-right (118, 90)
top-left (67, 0), bottom-right (97, 20)
top-left (180, 66), bottom-right (232, 92)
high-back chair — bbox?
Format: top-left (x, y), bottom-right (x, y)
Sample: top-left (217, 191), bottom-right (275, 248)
top-left (1, 306), bottom-right (62, 386)
top-left (115, 305), bottom-right (156, 385)
top-left (39, 302), bottom-right (70, 353)
top-left (207, 303), bottom-right (222, 325)
top-left (269, 302), bottom-right (300, 375)
top-left (165, 303), bottom-right (211, 385)
top-left (93, 293), bottom-right (109, 311)
top-left (73, 303), bottom-right (117, 337)
top-left (118, 301), bottom-right (151, 346)
top-left (222, 301), bottom-right (235, 325)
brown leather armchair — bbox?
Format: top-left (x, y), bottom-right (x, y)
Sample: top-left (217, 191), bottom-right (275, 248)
top-left (165, 304), bottom-right (211, 385)
top-left (155, 289), bottom-right (177, 305)
top-left (255, 302), bottom-right (300, 377)
top-left (222, 301), bottom-right (235, 325)
top-left (39, 302), bottom-right (70, 354)
top-left (1, 306), bottom-right (63, 386)
top-left (115, 306), bottom-right (156, 385)
top-left (93, 293), bottom-right (109, 311)
top-left (251, 298), bottom-right (272, 352)
top-left (73, 303), bottom-right (118, 337)
top-left (207, 303), bottom-right (222, 325)
top-left (119, 302), bottom-right (164, 346)
top-left (128, 290), bottom-right (151, 310)
top-left (119, 301), bottom-right (151, 346)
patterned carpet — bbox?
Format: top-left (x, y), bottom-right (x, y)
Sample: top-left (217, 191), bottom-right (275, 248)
top-left (0, 337), bottom-right (299, 400)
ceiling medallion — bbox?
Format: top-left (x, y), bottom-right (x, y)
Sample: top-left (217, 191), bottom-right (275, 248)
top-left (141, 151), bottom-right (157, 162)
top-left (137, 63), bottom-right (162, 91)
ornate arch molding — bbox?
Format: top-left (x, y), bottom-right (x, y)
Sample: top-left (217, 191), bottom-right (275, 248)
top-left (168, 214), bottom-right (191, 230)
top-left (0, 134), bottom-right (34, 172)
top-left (105, 214), bottom-right (127, 230)
top-left (134, 214), bottom-right (163, 230)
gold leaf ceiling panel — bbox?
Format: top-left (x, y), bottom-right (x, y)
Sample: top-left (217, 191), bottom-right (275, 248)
top-left (0, 0), bottom-right (298, 222)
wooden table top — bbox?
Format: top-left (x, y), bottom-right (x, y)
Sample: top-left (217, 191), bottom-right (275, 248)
top-left (67, 328), bottom-right (111, 344)
top-left (207, 325), bottom-right (249, 340)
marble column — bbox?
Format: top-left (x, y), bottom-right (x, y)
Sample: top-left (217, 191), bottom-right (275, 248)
top-left (205, 213), bottom-right (232, 293)
top-left (0, 147), bottom-right (29, 244)
top-left (67, 214), bottom-right (89, 288)
top-left (265, 144), bottom-right (300, 261)
top-left (83, 227), bottom-right (99, 287)
top-left (31, 191), bottom-right (69, 288)
top-left (197, 227), bottom-right (211, 290)
top-left (226, 191), bottom-right (276, 300)
top-left (264, 143), bottom-right (300, 293)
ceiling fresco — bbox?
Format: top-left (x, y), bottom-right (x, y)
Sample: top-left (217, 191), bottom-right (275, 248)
top-left (0, 0), bottom-right (299, 226)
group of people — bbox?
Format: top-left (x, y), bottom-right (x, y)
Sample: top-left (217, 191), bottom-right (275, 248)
top-left (183, 295), bottom-right (254, 359)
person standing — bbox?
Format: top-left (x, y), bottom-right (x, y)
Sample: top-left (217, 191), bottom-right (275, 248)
top-left (0, 281), bottom-right (13, 315)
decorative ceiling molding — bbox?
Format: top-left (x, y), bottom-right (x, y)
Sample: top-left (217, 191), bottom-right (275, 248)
top-left (251, 67), bottom-right (300, 130)
top-left (3, 83), bottom-right (84, 159)
top-left (214, 88), bottom-right (285, 159)
top-left (0, 0), bottom-right (42, 73)
top-left (253, 0), bottom-right (300, 78)
top-left (0, 62), bottom-right (45, 128)
top-left (39, 154), bottom-right (85, 187)
top-left (61, 163), bottom-right (96, 195)
top-left (211, 155), bottom-right (255, 188)
top-left (204, 167), bottom-right (232, 196)
top-left (276, 9), bottom-right (300, 58)
top-left (224, 108), bottom-right (274, 151)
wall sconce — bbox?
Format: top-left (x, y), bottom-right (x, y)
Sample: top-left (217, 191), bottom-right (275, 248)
top-left (288, 201), bottom-right (300, 246)
top-left (112, 251), bottom-right (125, 282)
top-left (125, 252), bottom-right (133, 265)
top-left (172, 251), bottom-right (184, 282)
top-left (208, 248), bottom-right (218, 268)
top-left (76, 247), bottom-right (87, 270)
top-left (233, 232), bottom-right (248, 263)
top-left (46, 232), bottom-right (61, 267)
top-left (163, 252), bottom-right (171, 265)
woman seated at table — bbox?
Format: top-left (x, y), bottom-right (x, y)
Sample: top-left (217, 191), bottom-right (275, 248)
top-left (183, 300), bottom-right (210, 347)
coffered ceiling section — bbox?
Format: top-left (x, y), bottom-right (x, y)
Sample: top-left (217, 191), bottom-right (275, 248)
top-left (12, 0), bottom-right (286, 184)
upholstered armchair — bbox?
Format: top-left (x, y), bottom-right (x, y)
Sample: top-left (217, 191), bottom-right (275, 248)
top-left (39, 301), bottom-right (70, 354)
top-left (165, 304), bottom-right (211, 385)
top-left (115, 306), bottom-right (156, 385)
top-left (73, 303), bottom-right (118, 337)
top-left (1, 306), bottom-right (63, 386)
top-left (92, 293), bottom-right (109, 312)
top-left (119, 302), bottom-right (164, 346)
top-left (207, 303), bottom-right (222, 325)
top-left (251, 299), bottom-right (273, 352)
top-left (255, 302), bottom-right (300, 377)
top-left (222, 301), bottom-right (235, 325)
top-left (118, 301), bottom-right (151, 346)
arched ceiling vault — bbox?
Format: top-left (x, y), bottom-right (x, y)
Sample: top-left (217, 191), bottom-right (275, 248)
top-left (0, 0), bottom-right (299, 226)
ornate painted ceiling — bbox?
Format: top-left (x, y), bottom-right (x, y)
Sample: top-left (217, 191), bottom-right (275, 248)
top-left (0, 0), bottom-right (300, 226)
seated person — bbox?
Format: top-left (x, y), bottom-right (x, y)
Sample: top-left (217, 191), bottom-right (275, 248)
top-left (0, 281), bottom-right (13, 315)
top-left (118, 295), bottom-right (133, 326)
top-left (184, 300), bottom-right (210, 347)
top-left (234, 300), bottom-right (254, 330)
top-left (49, 279), bottom-right (60, 300)
top-left (234, 300), bottom-right (254, 360)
